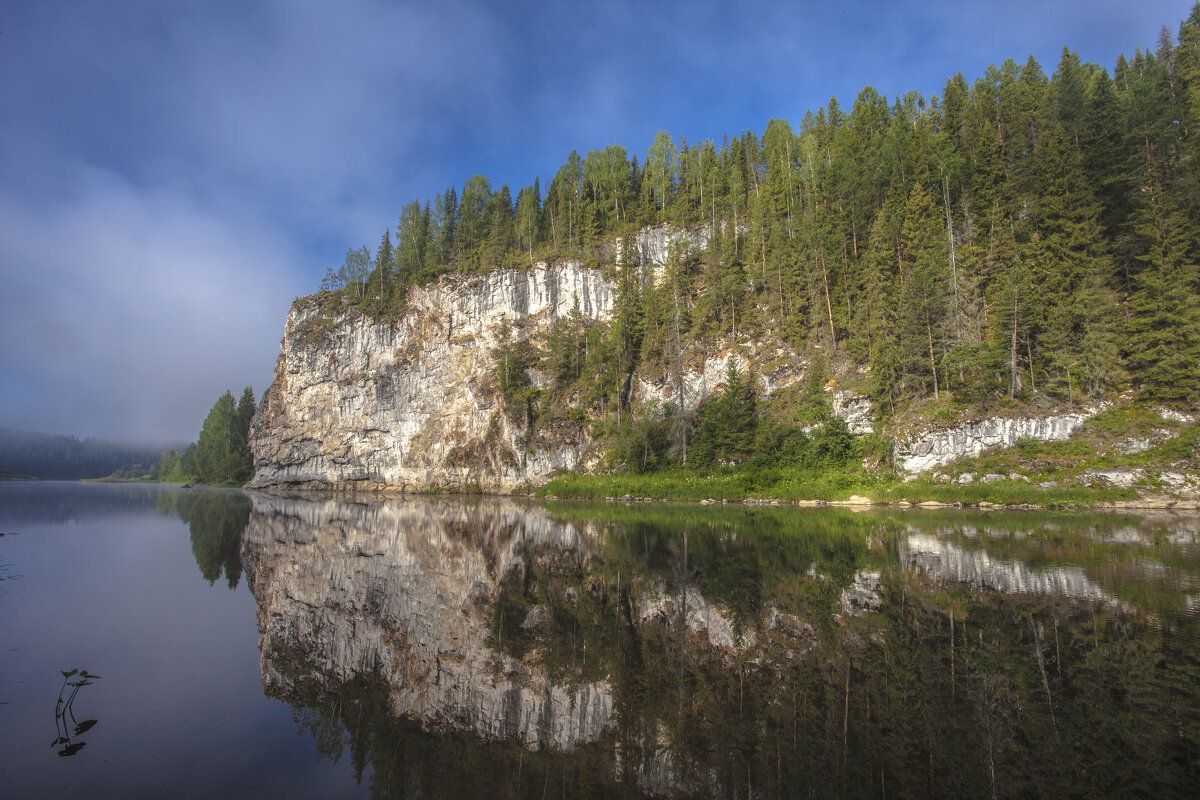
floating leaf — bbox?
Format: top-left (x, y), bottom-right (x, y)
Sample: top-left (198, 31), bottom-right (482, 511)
top-left (51, 736), bottom-right (68, 746)
top-left (73, 719), bottom-right (97, 735)
top-left (57, 742), bottom-right (86, 757)
top-left (60, 669), bottom-right (78, 679)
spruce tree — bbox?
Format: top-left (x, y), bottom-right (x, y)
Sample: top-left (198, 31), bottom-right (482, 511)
top-left (1125, 162), bottom-right (1200, 404)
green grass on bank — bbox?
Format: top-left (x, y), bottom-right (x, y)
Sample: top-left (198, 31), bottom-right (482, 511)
top-left (878, 478), bottom-right (1139, 508)
top-left (538, 467), bottom-right (1143, 508)
top-left (539, 467), bottom-right (875, 502)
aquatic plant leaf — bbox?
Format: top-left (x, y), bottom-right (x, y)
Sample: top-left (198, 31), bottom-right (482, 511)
top-left (51, 736), bottom-right (68, 746)
top-left (60, 669), bottom-right (77, 679)
top-left (73, 719), bottom-right (97, 735)
top-left (57, 742), bottom-right (86, 757)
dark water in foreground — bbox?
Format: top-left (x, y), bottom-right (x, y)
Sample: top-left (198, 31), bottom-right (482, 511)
top-left (1, 483), bottom-right (1198, 798)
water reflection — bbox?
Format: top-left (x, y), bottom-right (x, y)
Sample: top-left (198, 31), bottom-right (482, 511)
top-left (242, 494), bottom-right (612, 751)
top-left (242, 496), bottom-right (1200, 798)
top-left (0, 482), bottom-right (369, 799)
top-left (900, 532), bottom-right (1111, 601)
top-left (157, 490), bottom-right (250, 589)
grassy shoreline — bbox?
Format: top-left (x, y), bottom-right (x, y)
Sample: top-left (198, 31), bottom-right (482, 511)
top-left (535, 469), bottom-right (1176, 510)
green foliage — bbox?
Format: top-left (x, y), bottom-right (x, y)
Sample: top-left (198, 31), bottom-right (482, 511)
top-left (690, 359), bottom-right (758, 466)
top-left (491, 326), bottom-right (543, 431)
top-left (193, 388), bottom-right (255, 485)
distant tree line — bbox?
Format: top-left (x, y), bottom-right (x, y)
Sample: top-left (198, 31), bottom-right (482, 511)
top-left (0, 428), bottom-right (166, 480)
top-left (0, 388), bottom-right (256, 486)
top-left (308, 9), bottom-right (1200, 473)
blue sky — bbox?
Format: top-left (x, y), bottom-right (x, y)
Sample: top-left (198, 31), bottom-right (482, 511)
top-left (1, 0), bottom-right (1194, 444)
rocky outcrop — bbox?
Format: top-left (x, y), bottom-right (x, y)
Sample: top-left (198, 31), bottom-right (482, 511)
top-left (833, 391), bottom-right (874, 435)
top-left (606, 223), bottom-right (712, 279)
top-left (840, 569), bottom-right (883, 616)
top-left (249, 233), bottom-right (809, 491)
top-left (894, 407), bottom-right (1101, 473)
top-left (242, 492), bottom-right (613, 751)
top-left (249, 262), bottom-right (613, 492)
top-left (633, 347), bottom-right (803, 412)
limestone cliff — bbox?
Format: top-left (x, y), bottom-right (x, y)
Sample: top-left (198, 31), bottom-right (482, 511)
top-left (249, 262), bottom-right (613, 492)
top-left (248, 225), bottom-right (809, 492)
top-left (893, 407), bottom-right (1102, 473)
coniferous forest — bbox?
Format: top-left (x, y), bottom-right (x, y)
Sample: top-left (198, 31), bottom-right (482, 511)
top-left (154, 388), bottom-right (257, 485)
top-left (106, 388), bottom-right (257, 485)
top-left (309, 10), bottom-right (1200, 477)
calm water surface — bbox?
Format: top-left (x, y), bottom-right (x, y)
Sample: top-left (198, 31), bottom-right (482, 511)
top-left (1, 482), bottom-right (1198, 798)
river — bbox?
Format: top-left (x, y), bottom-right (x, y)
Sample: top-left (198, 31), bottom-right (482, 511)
top-left (1, 482), bottom-right (1197, 798)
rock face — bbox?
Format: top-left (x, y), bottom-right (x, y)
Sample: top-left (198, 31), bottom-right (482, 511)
top-left (633, 347), bottom-right (803, 413)
top-left (894, 408), bottom-right (1100, 473)
top-left (606, 223), bottom-right (712, 279)
top-left (833, 391), bottom-right (874, 435)
top-left (241, 492), bottom-right (613, 750)
top-left (249, 233), bottom-right (810, 491)
top-left (249, 262), bottom-right (613, 492)
top-left (840, 569), bottom-right (883, 616)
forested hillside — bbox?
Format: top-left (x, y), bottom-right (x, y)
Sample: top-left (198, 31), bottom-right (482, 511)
top-left (0, 428), bottom-right (167, 480)
top-left (314, 9), bottom-right (1200, 434)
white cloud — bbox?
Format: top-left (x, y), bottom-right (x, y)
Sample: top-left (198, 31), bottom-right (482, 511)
top-left (0, 0), bottom-right (506, 442)
top-left (0, 162), bottom-right (304, 443)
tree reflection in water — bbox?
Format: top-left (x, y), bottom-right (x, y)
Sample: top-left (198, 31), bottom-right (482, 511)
top-left (240, 495), bottom-right (1200, 799)
top-left (158, 489), bottom-right (251, 589)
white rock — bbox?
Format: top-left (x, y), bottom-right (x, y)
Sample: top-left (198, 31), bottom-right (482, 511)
top-left (894, 406), bottom-right (1105, 473)
top-left (840, 570), bottom-right (882, 616)
top-left (250, 263), bottom-right (614, 492)
top-left (832, 391), bottom-right (875, 434)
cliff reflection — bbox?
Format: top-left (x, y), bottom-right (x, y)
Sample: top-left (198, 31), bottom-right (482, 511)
top-left (242, 497), bottom-right (1200, 799)
top-left (242, 494), bottom-right (612, 750)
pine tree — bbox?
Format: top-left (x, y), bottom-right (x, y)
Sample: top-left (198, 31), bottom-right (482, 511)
top-left (645, 130), bottom-right (677, 220)
top-left (898, 181), bottom-right (949, 400)
top-left (1125, 158), bottom-right (1200, 404)
top-left (1027, 123), bottom-right (1120, 399)
top-left (691, 359), bottom-right (757, 466)
top-left (373, 229), bottom-right (394, 312)
top-left (608, 232), bottom-right (645, 420)
top-left (194, 391), bottom-right (236, 484)
top-left (515, 182), bottom-right (541, 265)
